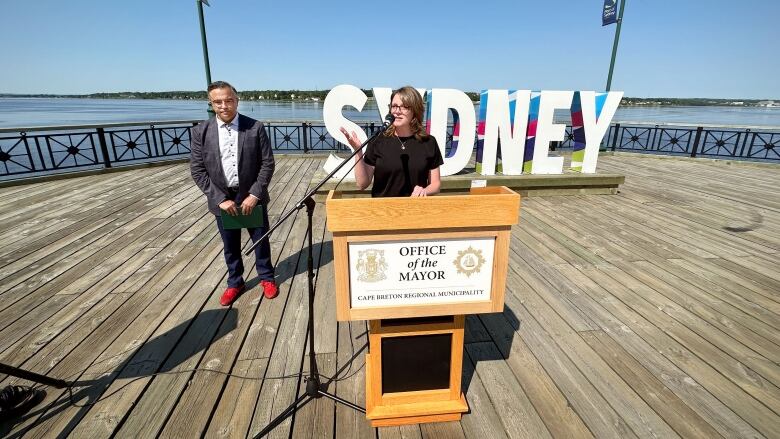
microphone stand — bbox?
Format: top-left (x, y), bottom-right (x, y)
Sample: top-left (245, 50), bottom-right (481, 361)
top-left (247, 121), bottom-right (390, 437)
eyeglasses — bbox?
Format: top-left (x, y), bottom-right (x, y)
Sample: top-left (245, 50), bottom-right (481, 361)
top-left (211, 99), bottom-right (237, 107)
top-left (389, 104), bottom-right (410, 113)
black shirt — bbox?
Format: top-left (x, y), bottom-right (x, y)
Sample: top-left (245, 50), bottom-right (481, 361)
top-left (363, 134), bottom-right (444, 198)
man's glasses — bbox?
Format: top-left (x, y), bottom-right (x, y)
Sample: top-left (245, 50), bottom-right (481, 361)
top-left (389, 104), bottom-right (410, 112)
top-left (211, 99), bottom-right (237, 107)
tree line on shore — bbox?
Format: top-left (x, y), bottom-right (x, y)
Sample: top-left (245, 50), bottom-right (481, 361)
top-left (0, 91), bottom-right (774, 107)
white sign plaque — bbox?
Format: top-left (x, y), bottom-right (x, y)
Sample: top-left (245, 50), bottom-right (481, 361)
top-left (348, 237), bottom-right (495, 309)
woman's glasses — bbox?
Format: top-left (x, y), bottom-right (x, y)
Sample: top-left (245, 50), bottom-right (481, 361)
top-left (389, 104), bottom-right (410, 113)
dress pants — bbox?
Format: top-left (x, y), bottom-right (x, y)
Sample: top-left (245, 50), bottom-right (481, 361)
top-left (215, 191), bottom-right (274, 288)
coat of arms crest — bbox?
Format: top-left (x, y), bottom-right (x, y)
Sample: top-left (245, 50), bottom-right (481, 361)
top-left (356, 249), bottom-right (388, 282)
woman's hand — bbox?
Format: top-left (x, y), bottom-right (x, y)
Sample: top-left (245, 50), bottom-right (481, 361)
top-left (410, 186), bottom-right (428, 197)
top-left (339, 127), bottom-right (362, 151)
top-left (338, 126), bottom-right (374, 190)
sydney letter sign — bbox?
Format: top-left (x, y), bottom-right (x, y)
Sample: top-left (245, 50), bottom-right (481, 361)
top-left (323, 85), bottom-right (623, 176)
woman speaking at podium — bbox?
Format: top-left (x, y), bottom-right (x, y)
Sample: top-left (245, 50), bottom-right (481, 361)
top-left (340, 86), bottom-right (443, 198)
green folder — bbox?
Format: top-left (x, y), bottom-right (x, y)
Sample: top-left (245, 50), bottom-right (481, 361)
top-left (220, 207), bottom-right (264, 229)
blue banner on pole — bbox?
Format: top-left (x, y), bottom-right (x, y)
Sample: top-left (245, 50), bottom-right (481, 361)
top-left (602, 0), bottom-right (618, 26)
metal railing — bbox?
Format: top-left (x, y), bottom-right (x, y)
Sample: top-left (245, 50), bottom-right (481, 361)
top-left (0, 120), bottom-right (200, 178)
top-left (600, 123), bottom-right (779, 161)
top-left (1, 120), bottom-right (777, 179)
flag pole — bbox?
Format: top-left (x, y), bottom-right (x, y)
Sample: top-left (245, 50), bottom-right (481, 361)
top-left (197, 0), bottom-right (215, 116)
top-left (605, 0), bottom-right (627, 91)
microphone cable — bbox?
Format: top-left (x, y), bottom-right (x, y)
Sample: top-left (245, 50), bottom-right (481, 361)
top-left (62, 353), bottom-right (366, 408)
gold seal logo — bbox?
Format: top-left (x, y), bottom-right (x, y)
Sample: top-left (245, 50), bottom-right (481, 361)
top-left (453, 246), bottom-right (485, 277)
top-left (356, 249), bottom-right (387, 282)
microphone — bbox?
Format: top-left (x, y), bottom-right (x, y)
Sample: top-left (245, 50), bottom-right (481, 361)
top-left (382, 113), bottom-right (395, 128)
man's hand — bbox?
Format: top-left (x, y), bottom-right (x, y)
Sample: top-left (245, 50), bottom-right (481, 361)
top-left (240, 195), bottom-right (259, 215)
top-left (219, 199), bottom-right (238, 216)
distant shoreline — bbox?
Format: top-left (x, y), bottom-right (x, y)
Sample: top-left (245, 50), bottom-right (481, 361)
top-left (0, 93), bottom-right (777, 108)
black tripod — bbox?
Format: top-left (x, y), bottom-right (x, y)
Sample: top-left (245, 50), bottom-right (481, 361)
top-left (246, 118), bottom-right (392, 437)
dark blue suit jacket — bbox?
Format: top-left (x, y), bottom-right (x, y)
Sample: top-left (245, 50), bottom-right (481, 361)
top-left (190, 114), bottom-right (275, 215)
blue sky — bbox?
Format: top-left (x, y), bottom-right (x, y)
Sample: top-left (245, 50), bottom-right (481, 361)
top-left (1, 0), bottom-right (777, 99)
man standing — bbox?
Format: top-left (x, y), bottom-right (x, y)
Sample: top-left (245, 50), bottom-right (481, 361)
top-left (190, 81), bottom-right (278, 306)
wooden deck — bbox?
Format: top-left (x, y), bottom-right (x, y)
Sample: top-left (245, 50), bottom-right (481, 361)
top-left (0, 154), bottom-right (778, 438)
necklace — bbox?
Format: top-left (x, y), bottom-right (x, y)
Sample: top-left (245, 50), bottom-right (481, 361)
top-left (395, 134), bottom-right (407, 150)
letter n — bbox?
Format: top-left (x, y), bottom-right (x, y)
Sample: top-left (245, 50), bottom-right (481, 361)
top-left (475, 90), bottom-right (530, 175)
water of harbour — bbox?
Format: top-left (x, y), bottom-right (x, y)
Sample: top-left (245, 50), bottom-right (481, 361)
top-left (1, 97), bottom-right (779, 129)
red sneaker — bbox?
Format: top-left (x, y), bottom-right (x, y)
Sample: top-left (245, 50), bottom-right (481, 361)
top-left (261, 279), bottom-right (278, 299)
top-left (220, 285), bottom-right (245, 306)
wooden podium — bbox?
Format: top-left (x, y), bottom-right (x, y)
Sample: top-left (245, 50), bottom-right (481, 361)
top-left (326, 187), bottom-right (521, 426)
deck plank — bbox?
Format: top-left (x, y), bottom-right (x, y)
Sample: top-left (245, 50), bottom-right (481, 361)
top-left (464, 342), bottom-right (552, 438)
top-left (580, 330), bottom-right (725, 439)
top-left (456, 347), bottom-right (508, 439)
top-left (333, 319), bottom-right (373, 439)
top-left (476, 311), bottom-right (594, 439)
top-left (562, 264), bottom-right (764, 438)
top-left (504, 272), bottom-right (679, 438)
top-left (587, 265), bottom-right (779, 438)
top-left (616, 260), bottom-right (780, 363)
top-left (288, 352), bottom-right (338, 439)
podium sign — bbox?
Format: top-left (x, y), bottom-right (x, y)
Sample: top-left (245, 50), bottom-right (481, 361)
top-left (349, 237), bottom-right (495, 309)
top-left (326, 186), bottom-right (521, 321)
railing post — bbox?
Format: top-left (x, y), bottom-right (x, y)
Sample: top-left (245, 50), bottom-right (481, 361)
top-left (691, 126), bottom-right (703, 158)
top-left (739, 128), bottom-right (750, 157)
top-left (650, 124), bottom-right (657, 150)
top-left (96, 127), bottom-right (112, 168)
top-left (150, 124), bottom-right (159, 157)
top-left (302, 122), bottom-right (309, 153)
top-left (611, 123), bottom-right (621, 151)
top-left (20, 132), bottom-right (36, 171)
top-left (34, 136), bottom-right (47, 170)
top-left (600, 125), bottom-right (610, 151)
top-left (190, 123), bottom-right (198, 155)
